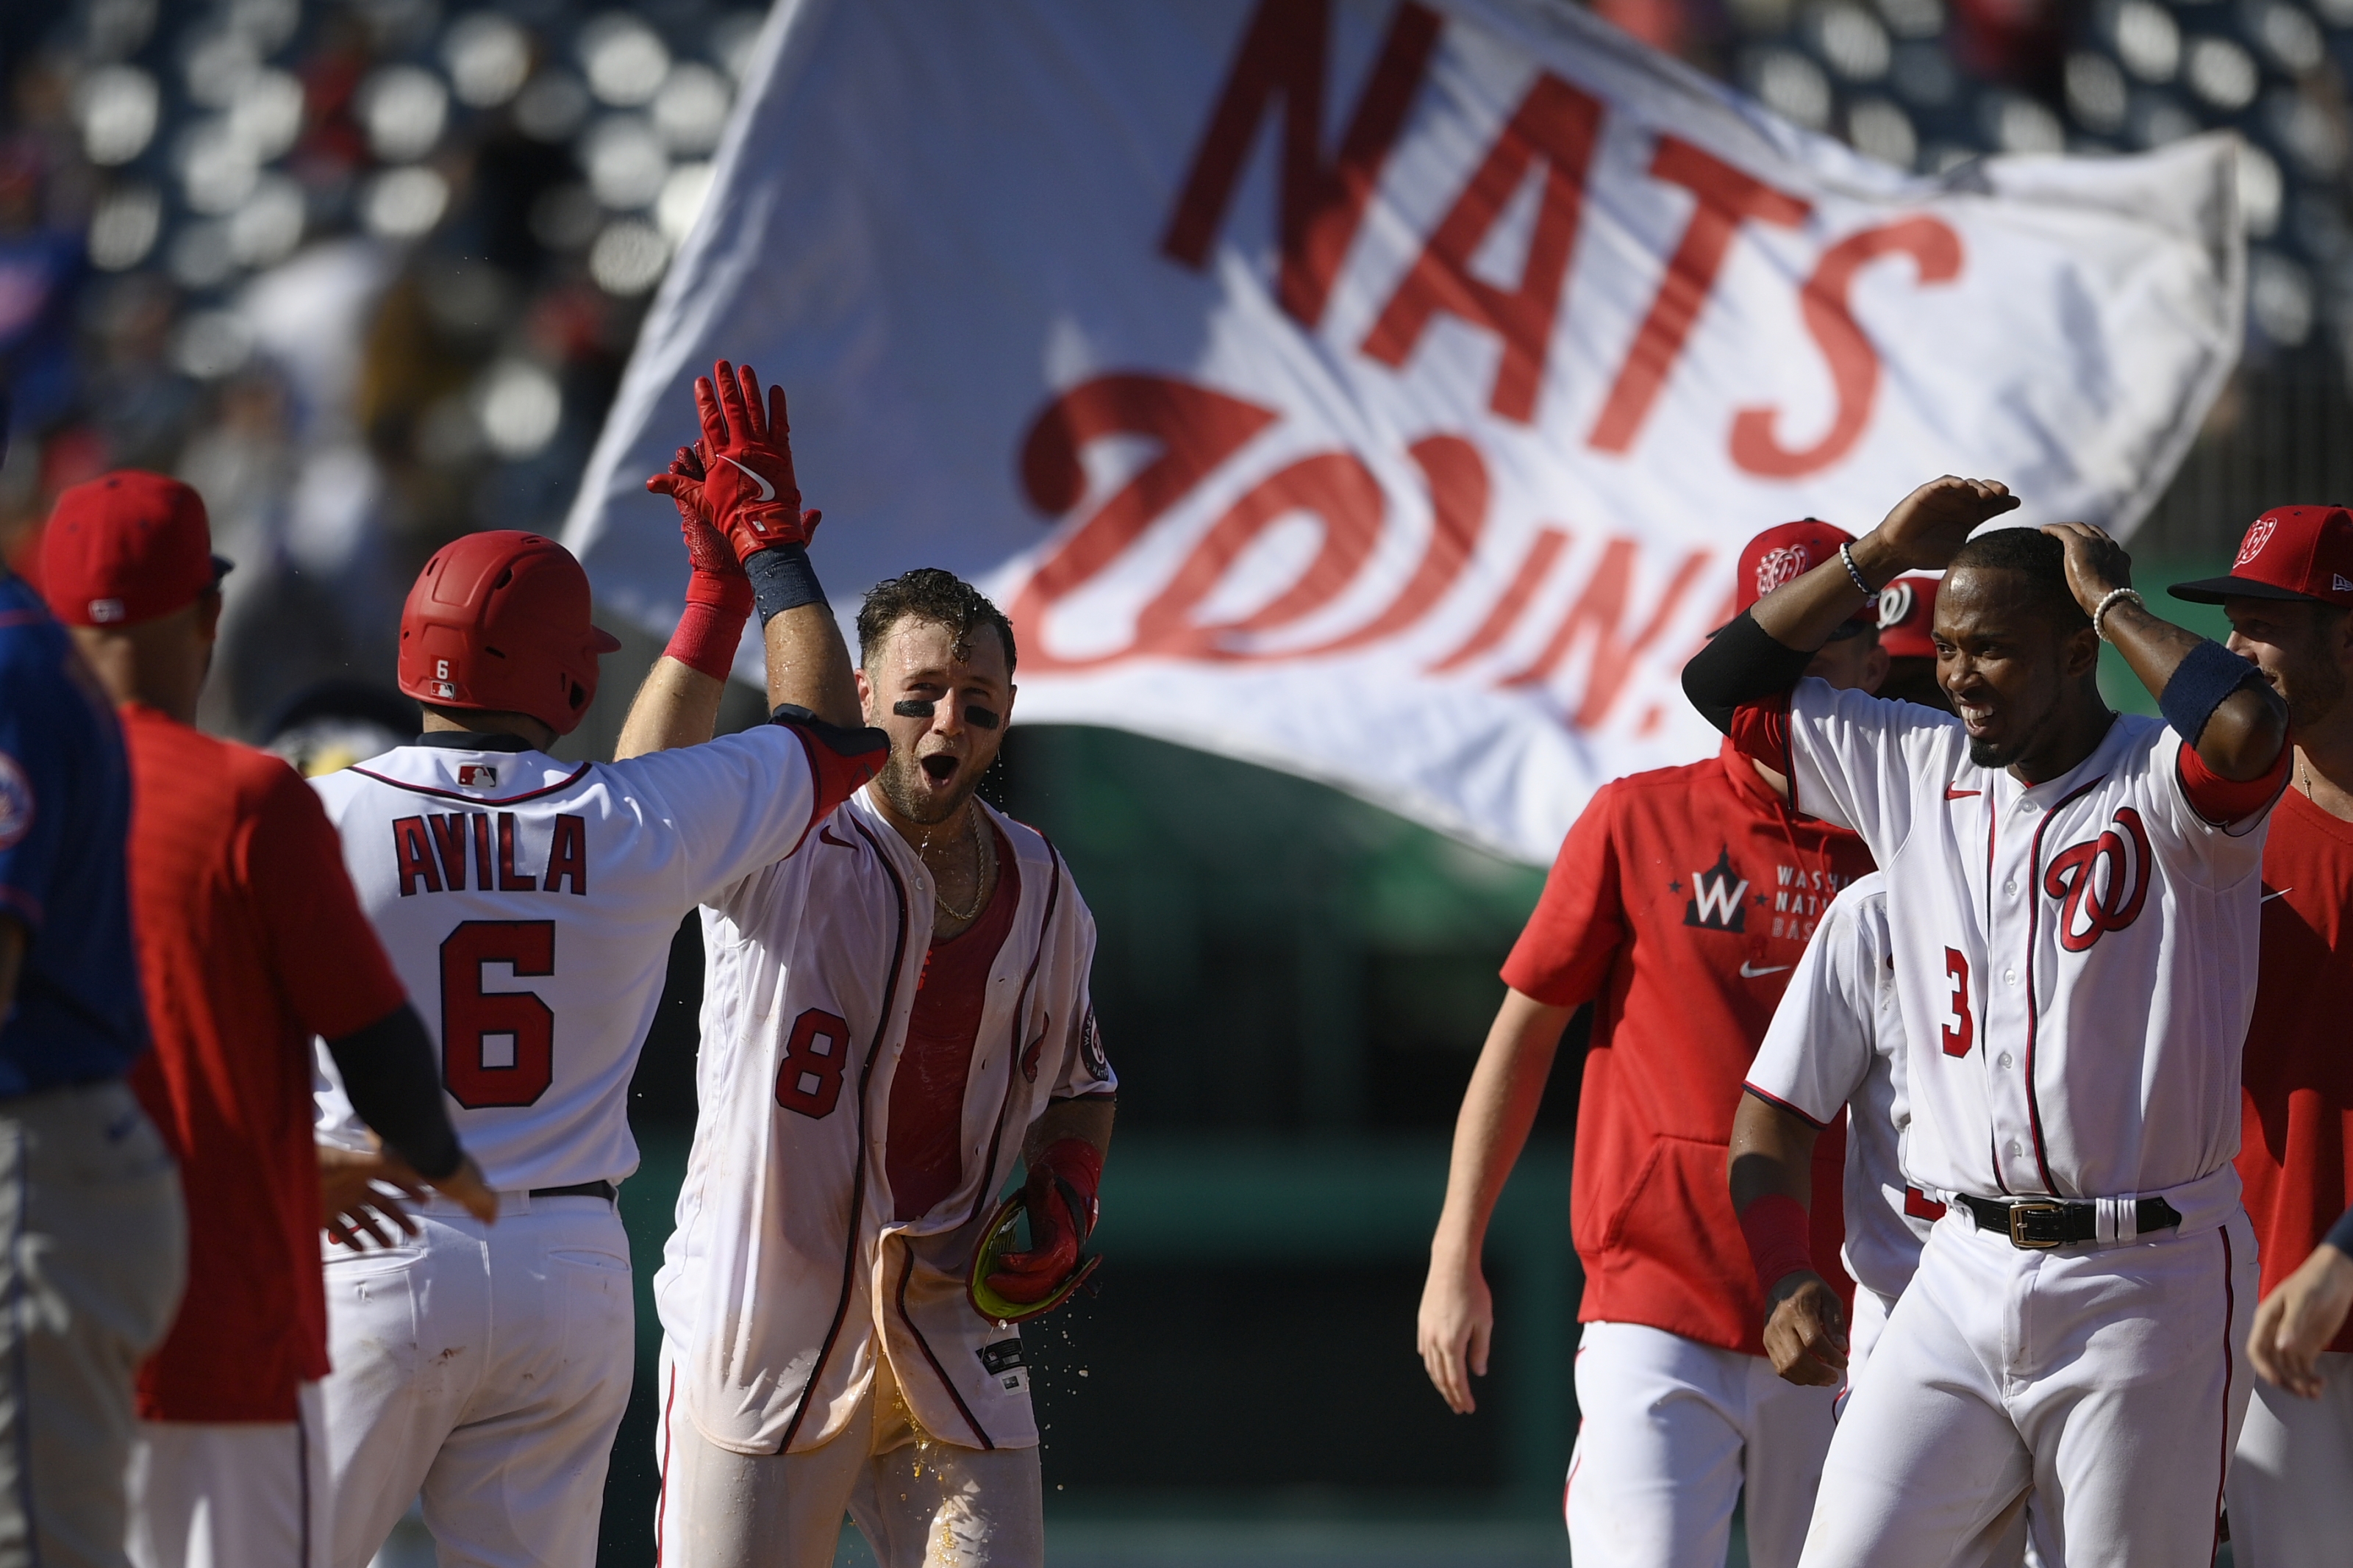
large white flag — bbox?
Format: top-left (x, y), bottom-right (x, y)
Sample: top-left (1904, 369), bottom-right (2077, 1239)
top-left (563, 0), bottom-right (2240, 864)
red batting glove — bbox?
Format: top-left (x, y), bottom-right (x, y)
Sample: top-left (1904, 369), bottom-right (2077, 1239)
top-left (985, 1138), bottom-right (1102, 1305)
top-left (646, 443), bottom-right (751, 681)
top-left (693, 359), bottom-right (822, 563)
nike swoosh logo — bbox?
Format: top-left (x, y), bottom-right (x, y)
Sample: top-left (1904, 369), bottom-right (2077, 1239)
top-left (819, 826), bottom-right (854, 849)
top-left (2263, 887), bottom-right (2293, 904)
top-left (720, 453), bottom-right (776, 503)
top-left (1740, 962), bottom-right (1793, 978)
top-left (1945, 787), bottom-right (1981, 799)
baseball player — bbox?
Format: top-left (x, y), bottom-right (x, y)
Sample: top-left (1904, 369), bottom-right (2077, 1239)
top-left (35, 471), bottom-right (493, 1568)
top-left (309, 362), bottom-right (886, 1567)
top-left (0, 535), bottom-right (184, 1568)
top-left (1732, 875), bottom-right (2033, 1568)
top-left (616, 426), bottom-right (1114, 1566)
top-left (1418, 521), bottom-right (1883, 1568)
top-left (1682, 478), bottom-right (2291, 1568)
top-left (2165, 505), bottom-right (2353, 1567)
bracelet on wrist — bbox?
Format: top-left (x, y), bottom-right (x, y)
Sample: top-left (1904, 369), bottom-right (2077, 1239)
top-left (2090, 587), bottom-right (2144, 644)
top-left (1838, 543), bottom-right (1875, 601)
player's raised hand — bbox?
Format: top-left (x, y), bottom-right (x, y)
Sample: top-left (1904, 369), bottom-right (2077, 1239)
top-left (647, 443), bottom-right (751, 597)
top-left (1762, 1270), bottom-right (1849, 1386)
top-left (2249, 1242), bottom-right (2353, 1397)
top-left (692, 359), bottom-right (821, 563)
top-left (1868, 476), bottom-right (2019, 572)
top-left (319, 1142), bottom-right (424, 1250)
top-left (2040, 522), bottom-right (2135, 617)
top-left (1417, 1251), bottom-right (1493, 1415)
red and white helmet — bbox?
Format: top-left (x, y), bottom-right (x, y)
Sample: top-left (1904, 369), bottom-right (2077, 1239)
top-left (396, 531), bottom-right (621, 736)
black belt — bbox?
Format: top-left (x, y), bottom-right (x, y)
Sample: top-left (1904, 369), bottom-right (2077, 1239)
top-left (1955, 1192), bottom-right (2181, 1250)
top-left (527, 1180), bottom-right (616, 1203)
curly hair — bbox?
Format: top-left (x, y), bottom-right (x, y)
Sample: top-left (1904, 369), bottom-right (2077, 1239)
top-left (856, 568), bottom-right (1018, 675)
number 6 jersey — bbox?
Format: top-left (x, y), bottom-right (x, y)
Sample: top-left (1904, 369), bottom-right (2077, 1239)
top-left (309, 722), bottom-right (881, 1192)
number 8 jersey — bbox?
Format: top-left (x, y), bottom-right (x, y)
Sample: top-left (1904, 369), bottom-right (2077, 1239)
top-left (310, 721), bottom-right (880, 1192)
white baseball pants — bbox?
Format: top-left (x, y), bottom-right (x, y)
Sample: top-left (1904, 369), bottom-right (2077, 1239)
top-left (2226, 1351), bottom-right (2353, 1568)
top-left (318, 1193), bottom-right (633, 1568)
top-left (652, 1340), bottom-right (1043, 1567)
top-left (1841, 1286), bottom-right (1897, 1401)
top-left (126, 1381), bottom-right (327, 1568)
top-left (1799, 1207), bottom-right (2257, 1568)
top-left (1563, 1320), bottom-right (1835, 1568)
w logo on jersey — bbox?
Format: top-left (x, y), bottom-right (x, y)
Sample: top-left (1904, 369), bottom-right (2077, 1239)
top-left (1684, 848), bottom-right (1751, 932)
top-left (2043, 806), bottom-right (2154, 952)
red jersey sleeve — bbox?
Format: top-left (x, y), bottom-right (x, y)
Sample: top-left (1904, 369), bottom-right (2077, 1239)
top-left (241, 758), bottom-right (409, 1041)
top-left (1500, 784), bottom-right (1627, 1007)
top-left (2174, 729), bottom-right (2292, 827)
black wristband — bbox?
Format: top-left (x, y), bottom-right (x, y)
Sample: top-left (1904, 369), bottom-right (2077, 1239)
top-left (2157, 640), bottom-right (2265, 745)
top-left (325, 1003), bottom-right (463, 1180)
top-left (1682, 611), bottom-right (1816, 735)
top-left (2325, 1206), bottom-right (2353, 1259)
top-left (746, 543), bottom-right (825, 625)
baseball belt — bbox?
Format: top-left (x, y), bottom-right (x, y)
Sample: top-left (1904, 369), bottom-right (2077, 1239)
top-left (1954, 1192), bottom-right (2182, 1250)
top-left (528, 1180), bottom-right (617, 1203)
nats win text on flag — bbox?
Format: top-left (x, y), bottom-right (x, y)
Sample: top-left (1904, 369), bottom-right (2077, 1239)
top-left (562, 0), bottom-right (2241, 864)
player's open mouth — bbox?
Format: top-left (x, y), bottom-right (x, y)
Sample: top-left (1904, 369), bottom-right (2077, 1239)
top-left (921, 754), bottom-right (960, 784)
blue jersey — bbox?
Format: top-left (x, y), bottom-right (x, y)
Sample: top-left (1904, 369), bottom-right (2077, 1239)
top-left (0, 573), bottom-right (145, 1090)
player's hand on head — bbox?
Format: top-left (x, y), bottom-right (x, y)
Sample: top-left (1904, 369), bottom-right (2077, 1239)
top-left (318, 1141), bottom-right (424, 1250)
top-left (693, 359), bottom-right (821, 564)
top-left (2249, 1242), bottom-right (2353, 1398)
top-left (2039, 521), bottom-right (2135, 616)
top-left (1415, 1252), bottom-right (1493, 1416)
top-left (1874, 476), bottom-right (2018, 570)
top-left (1762, 1271), bottom-right (1849, 1386)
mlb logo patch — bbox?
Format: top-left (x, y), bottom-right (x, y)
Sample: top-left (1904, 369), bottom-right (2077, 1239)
top-left (459, 765), bottom-right (499, 787)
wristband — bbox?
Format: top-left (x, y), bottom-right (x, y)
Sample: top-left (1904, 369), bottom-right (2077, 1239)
top-left (2157, 638), bottom-right (2263, 746)
top-left (663, 570), bottom-right (752, 681)
top-left (1738, 1192), bottom-right (1815, 1294)
top-left (745, 543), bottom-right (825, 625)
top-left (1838, 543), bottom-right (1874, 600)
top-left (2090, 587), bottom-right (2144, 644)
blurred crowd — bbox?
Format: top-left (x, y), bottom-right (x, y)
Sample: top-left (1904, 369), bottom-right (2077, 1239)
top-left (0, 0), bottom-right (760, 739)
top-left (0, 0), bottom-right (2346, 748)
top-left (1624, 0), bottom-right (2353, 357)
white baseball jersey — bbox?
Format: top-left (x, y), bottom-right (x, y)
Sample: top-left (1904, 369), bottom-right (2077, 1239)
top-left (1744, 874), bottom-right (1933, 1303)
top-left (654, 788), bottom-right (1115, 1457)
top-left (310, 727), bottom-right (865, 1190)
top-left (1750, 679), bottom-right (2282, 1218)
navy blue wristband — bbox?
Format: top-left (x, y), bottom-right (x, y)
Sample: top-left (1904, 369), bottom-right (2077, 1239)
top-left (2157, 639), bottom-right (2262, 745)
top-left (2324, 1208), bottom-right (2353, 1259)
top-left (745, 544), bottom-right (825, 625)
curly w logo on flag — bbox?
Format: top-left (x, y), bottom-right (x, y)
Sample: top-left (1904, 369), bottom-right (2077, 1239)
top-left (563, 0), bottom-right (2241, 863)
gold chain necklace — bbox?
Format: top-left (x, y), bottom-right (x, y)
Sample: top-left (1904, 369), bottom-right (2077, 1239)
top-left (929, 809), bottom-right (987, 924)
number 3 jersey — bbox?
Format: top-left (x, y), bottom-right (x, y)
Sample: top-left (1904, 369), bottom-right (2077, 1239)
top-left (1735, 679), bottom-right (2290, 1213)
top-left (309, 723), bottom-right (881, 1192)
top-left (654, 788), bottom-right (1115, 1458)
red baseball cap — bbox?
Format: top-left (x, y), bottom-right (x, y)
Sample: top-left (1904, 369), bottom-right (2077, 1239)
top-left (1723, 519), bottom-right (1876, 637)
top-left (1876, 573), bottom-right (1941, 659)
top-left (40, 471), bottom-right (232, 628)
top-left (2169, 506), bottom-right (2353, 608)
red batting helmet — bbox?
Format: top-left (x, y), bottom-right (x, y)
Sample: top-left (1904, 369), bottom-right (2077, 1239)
top-left (397, 531), bottom-right (621, 736)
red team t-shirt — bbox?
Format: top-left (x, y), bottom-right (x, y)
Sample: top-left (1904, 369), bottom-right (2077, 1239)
top-left (121, 706), bottom-right (408, 1421)
top-left (1502, 741), bottom-right (1870, 1356)
top-left (888, 823), bottom-right (1021, 1220)
top-left (2237, 785), bottom-right (2353, 1353)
